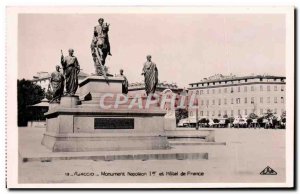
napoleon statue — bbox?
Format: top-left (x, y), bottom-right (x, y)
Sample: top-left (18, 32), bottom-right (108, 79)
top-left (142, 55), bottom-right (158, 96)
top-left (61, 48), bottom-right (80, 96)
top-left (91, 18), bottom-right (112, 76)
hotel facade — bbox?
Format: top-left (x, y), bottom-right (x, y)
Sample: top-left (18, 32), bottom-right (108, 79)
top-left (188, 74), bottom-right (286, 120)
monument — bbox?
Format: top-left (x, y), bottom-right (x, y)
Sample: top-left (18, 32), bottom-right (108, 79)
top-left (42, 18), bottom-right (170, 152)
top-left (90, 18), bottom-right (111, 77)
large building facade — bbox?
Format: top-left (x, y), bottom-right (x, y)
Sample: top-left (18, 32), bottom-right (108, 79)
top-left (188, 74), bottom-right (286, 120)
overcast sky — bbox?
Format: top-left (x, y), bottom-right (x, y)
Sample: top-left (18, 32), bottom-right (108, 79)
top-left (18, 14), bottom-right (285, 88)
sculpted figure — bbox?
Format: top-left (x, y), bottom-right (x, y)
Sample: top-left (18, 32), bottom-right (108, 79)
top-left (118, 69), bottom-right (129, 94)
top-left (61, 49), bottom-right (80, 95)
top-left (91, 18), bottom-right (112, 76)
top-left (142, 55), bottom-right (158, 96)
top-left (49, 65), bottom-right (64, 103)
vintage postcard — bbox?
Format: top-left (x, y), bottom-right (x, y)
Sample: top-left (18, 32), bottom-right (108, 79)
top-left (6, 6), bottom-right (294, 188)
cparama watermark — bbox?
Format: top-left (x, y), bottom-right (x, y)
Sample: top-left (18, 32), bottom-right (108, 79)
top-left (99, 93), bottom-right (199, 110)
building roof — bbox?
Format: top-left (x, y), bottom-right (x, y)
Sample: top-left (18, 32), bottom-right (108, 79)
top-left (32, 72), bottom-right (51, 80)
top-left (32, 71), bottom-right (90, 81)
top-left (189, 74), bottom-right (286, 86)
top-left (129, 81), bottom-right (180, 90)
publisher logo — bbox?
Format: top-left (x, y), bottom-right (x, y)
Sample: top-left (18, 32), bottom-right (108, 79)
top-left (260, 166), bottom-right (277, 175)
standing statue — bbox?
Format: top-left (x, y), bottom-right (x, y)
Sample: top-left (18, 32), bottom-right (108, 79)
top-left (61, 49), bottom-right (80, 96)
top-left (141, 55), bottom-right (158, 96)
top-left (118, 69), bottom-right (129, 94)
top-left (91, 18), bottom-right (112, 76)
top-left (49, 65), bottom-right (64, 103)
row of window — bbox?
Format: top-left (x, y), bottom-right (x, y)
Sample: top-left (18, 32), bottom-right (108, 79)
top-left (191, 78), bottom-right (285, 88)
top-left (191, 85), bottom-right (285, 95)
top-left (190, 108), bottom-right (284, 117)
top-left (200, 97), bottom-right (285, 106)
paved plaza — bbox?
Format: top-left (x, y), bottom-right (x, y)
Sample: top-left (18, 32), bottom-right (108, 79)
top-left (18, 127), bottom-right (285, 183)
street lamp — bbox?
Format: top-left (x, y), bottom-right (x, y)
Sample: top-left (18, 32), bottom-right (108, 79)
top-left (195, 92), bottom-right (199, 130)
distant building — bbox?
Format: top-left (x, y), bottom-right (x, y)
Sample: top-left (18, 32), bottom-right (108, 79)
top-left (31, 72), bottom-right (51, 90)
top-left (128, 81), bottom-right (185, 96)
top-left (31, 71), bottom-right (89, 91)
top-left (188, 74), bottom-right (286, 120)
top-left (128, 81), bottom-right (187, 130)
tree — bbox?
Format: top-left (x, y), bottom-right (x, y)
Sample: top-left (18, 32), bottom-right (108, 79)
top-left (205, 119), bottom-right (210, 125)
top-left (225, 118), bottom-right (230, 126)
top-left (229, 117), bottom-right (234, 124)
top-left (45, 88), bottom-right (53, 101)
top-left (282, 118), bottom-right (286, 124)
top-left (281, 111), bottom-right (286, 119)
top-left (281, 111), bottom-right (286, 125)
top-left (272, 117), bottom-right (279, 129)
top-left (264, 109), bottom-right (275, 121)
top-left (264, 109), bottom-right (276, 128)
top-left (199, 118), bottom-right (207, 124)
top-left (257, 117), bottom-right (264, 127)
top-left (223, 114), bottom-right (228, 118)
top-left (175, 108), bottom-right (188, 124)
top-left (246, 118), bottom-right (253, 126)
top-left (213, 118), bottom-right (220, 123)
top-left (199, 118), bottom-right (207, 127)
top-left (18, 79), bottom-right (45, 126)
top-left (248, 112), bottom-right (258, 119)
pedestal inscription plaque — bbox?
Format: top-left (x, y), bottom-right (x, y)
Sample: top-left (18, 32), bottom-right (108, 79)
top-left (94, 118), bottom-right (134, 129)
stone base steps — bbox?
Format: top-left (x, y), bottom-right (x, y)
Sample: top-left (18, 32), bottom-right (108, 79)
top-left (21, 152), bottom-right (208, 163)
top-left (165, 129), bottom-right (215, 142)
top-left (169, 141), bottom-right (226, 146)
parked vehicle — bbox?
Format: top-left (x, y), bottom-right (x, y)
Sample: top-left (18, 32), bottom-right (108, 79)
top-left (177, 118), bottom-right (196, 128)
top-left (177, 118), bottom-right (188, 127)
top-left (233, 118), bottom-right (247, 128)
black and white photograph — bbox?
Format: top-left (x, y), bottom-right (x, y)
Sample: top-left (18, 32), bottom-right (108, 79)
top-left (6, 6), bottom-right (294, 188)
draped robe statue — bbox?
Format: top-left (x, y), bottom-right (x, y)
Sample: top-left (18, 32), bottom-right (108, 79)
top-left (49, 65), bottom-right (64, 102)
top-left (61, 49), bottom-right (80, 96)
top-left (121, 75), bottom-right (129, 94)
top-left (117, 69), bottom-right (129, 94)
top-left (142, 55), bottom-right (158, 96)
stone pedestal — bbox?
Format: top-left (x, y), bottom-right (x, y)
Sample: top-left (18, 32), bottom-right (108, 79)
top-left (48, 102), bottom-right (60, 110)
top-left (60, 96), bottom-right (79, 108)
top-left (42, 76), bottom-right (170, 152)
top-left (164, 117), bottom-right (177, 130)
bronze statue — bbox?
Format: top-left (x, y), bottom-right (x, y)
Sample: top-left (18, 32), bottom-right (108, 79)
top-left (118, 69), bottom-right (129, 94)
top-left (91, 18), bottom-right (112, 76)
top-left (61, 49), bottom-right (80, 96)
top-left (49, 65), bottom-right (64, 103)
top-left (142, 55), bottom-right (158, 96)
